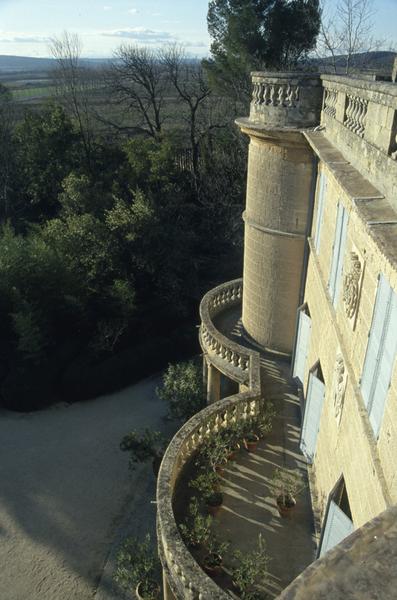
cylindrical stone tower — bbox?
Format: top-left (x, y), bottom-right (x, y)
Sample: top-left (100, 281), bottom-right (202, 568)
top-left (236, 72), bottom-right (323, 355)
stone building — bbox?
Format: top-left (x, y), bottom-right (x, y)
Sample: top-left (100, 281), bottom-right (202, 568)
top-left (156, 66), bottom-right (397, 599)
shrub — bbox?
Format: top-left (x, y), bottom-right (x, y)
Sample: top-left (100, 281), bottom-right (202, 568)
top-left (156, 359), bottom-right (205, 421)
top-left (120, 429), bottom-right (167, 470)
top-left (114, 533), bottom-right (160, 599)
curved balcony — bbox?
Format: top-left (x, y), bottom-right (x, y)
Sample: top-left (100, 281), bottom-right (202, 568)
top-left (247, 72), bottom-right (323, 129)
top-left (199, 279), bottom-right (260, 392)
top-left (156, 391), bottom-right (263, 600)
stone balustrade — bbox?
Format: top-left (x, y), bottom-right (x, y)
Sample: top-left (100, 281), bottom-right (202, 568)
top-left (249, 72), bottom-right (323, 128)
top-left (321, 75), bottom-right (397, 159)
top-left (157, 391), bottom-right (264, 600)
top-left (199, 279), bottom-right (260, 390)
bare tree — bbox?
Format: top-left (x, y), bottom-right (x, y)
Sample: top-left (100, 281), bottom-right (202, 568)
top-left (317, 0), bottom-right (387, 74)
top-left (49, 31), bottom-right (97, 171)
top-left (161, 44), bottom-right (234, 184)
top-left (161, 45), bottom-right (213, 177)
top-left (107, 45), bottom-right (168, 140)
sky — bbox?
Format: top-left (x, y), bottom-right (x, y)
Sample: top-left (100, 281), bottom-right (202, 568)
top-left (0, 0), bottom-right (395, 59)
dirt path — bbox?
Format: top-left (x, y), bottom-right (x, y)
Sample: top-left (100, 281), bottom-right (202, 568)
top-left (0, 375), bottom-right (167, 600)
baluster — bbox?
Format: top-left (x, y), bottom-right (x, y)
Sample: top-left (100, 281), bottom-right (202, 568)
top-left (263, 84), bottom-right (270, 105)
top-left (277, 85), bottom-right (285, 106)
top-left (258, 83), bottom-right (264, 106)
top-left (269, 85), bottom-right (276, 106)
top-left (344, 95), bottom-right (353, 128)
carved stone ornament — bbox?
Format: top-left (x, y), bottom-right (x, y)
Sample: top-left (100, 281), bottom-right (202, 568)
top-left (343, 252), bottom-right (362, 321)
top-left (333, 354), bottom-right (347, 426)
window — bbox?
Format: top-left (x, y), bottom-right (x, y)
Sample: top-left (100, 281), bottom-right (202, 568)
top-left (293, 304), bottom-right (312, 386)
top-left (300, 362), bottom-right (325, 462)
top-left (319, 478), bottom-right (354, 557)
top-left (313, 171), bottom-right (327, 252)
top-left (328, 202), bottom-right (348, 307)
top-left (361, 274), bottom-right (397, 438)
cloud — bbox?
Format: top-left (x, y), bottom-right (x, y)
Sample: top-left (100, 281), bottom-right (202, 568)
top-left (128, 8), bottom-right (138, 14)
top-left (183, 41), bottom-right (208, 48)
top-left (102, 27), bottom-right (175, 44)
top-left (0, 34), bottom-right (50, 44)
top-left (103, 5), bottom-right (112, 10)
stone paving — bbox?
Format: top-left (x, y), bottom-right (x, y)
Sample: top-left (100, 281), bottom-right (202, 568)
top-left (211, 307), bottom-right (316, 597)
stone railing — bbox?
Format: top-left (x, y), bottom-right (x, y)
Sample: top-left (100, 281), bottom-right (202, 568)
top-left (321, 75), bottom-right (397, 206)
top-left (321, 75), bottom-right (397, 159)
top-left (199, 279), bottom-right (261, 390)
top-left (249, 72), bottom-right (323, 128)
top-left (157, 391), bottom-right (264, 600)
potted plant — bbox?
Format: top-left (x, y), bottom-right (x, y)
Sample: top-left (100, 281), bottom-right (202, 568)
top-left (220, 422), bottom-right (243, 460)
top-left (256, 402), bottom-right (276, 439)
top-left (240, 418), bottom-right (260, 452)
top-left (231, 535), bottom-right (270, 600)
top-left (197, 436), bottom-right (229, 474)
top-left (114, 533), bottom-right (160, 600)
top-left (241, 403), bottom-right (276, 452)
top-left (189, 469), bottom-right (223, 516)
top-left (120, 429), bottom-right (167, 476)
top-left (202, 535), bottom-right (229, 577)
top-left (179, 498), bottom-right (212, 549)
top-left (272, 467), bottom-right (307, 517)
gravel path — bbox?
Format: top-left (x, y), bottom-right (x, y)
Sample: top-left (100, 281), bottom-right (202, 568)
top-left (0, 375), bottom-right (167, 600)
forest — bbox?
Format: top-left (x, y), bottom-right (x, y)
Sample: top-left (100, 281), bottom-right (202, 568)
top-left (0, 47), bottom-right (249, 410)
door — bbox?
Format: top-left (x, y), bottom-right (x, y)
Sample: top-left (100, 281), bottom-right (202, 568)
top-left (300, 366), bottom-right (326, 462)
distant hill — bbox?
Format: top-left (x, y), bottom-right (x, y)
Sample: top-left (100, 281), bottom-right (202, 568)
top-left (0, 55), bottom-right (111, 74)
top-left (0, 55), bottom-right (55, 72)
top-left (315, 51), bottom-right (396, 75)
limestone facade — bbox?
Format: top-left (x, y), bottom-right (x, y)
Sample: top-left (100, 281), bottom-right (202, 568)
top-left (300, 74), bottom-right (397, 530)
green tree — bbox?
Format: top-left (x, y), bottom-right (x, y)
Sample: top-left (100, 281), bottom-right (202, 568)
top-left (15, 105), bottom-right (79, 223)
top-left (204, 0), bottom-right (321, 101)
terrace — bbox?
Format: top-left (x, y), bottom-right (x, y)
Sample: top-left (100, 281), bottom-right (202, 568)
top-left (157, 280), bottom-right (316, 600)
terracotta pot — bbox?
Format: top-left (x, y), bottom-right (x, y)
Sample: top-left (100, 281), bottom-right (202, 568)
top-left (276, 495), bottom-right (296, 518)
top-left (206, 492), bottom-right (223, 516)
top-left (215, 459), bottom-right (227, 475)
top-left (227, 444), bottom-right (241, 461)
top-left (203, 553), bottom-right (223, 576)
top-left (244, 434), bottom-right (259, 452)
top-left (135, 581), bottom-right (160, 600)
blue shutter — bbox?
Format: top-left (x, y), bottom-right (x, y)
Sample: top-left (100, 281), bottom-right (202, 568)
top-left (367, 285), bottom-right (397, 437)
top-left (293, 310), bottom-right (312, 385)
top-left (333, 208), bottom-right (348, 307)
top-left (361, 274), bottom-right (391, 408)
top-left (300, 371), bottom-right (325, 462)
top-left (320, 500), bottom-right (354, 557)
top-left (314, 172), bottom-right (327, 252)
top-left (329, 203), bottom-right (348, 306)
